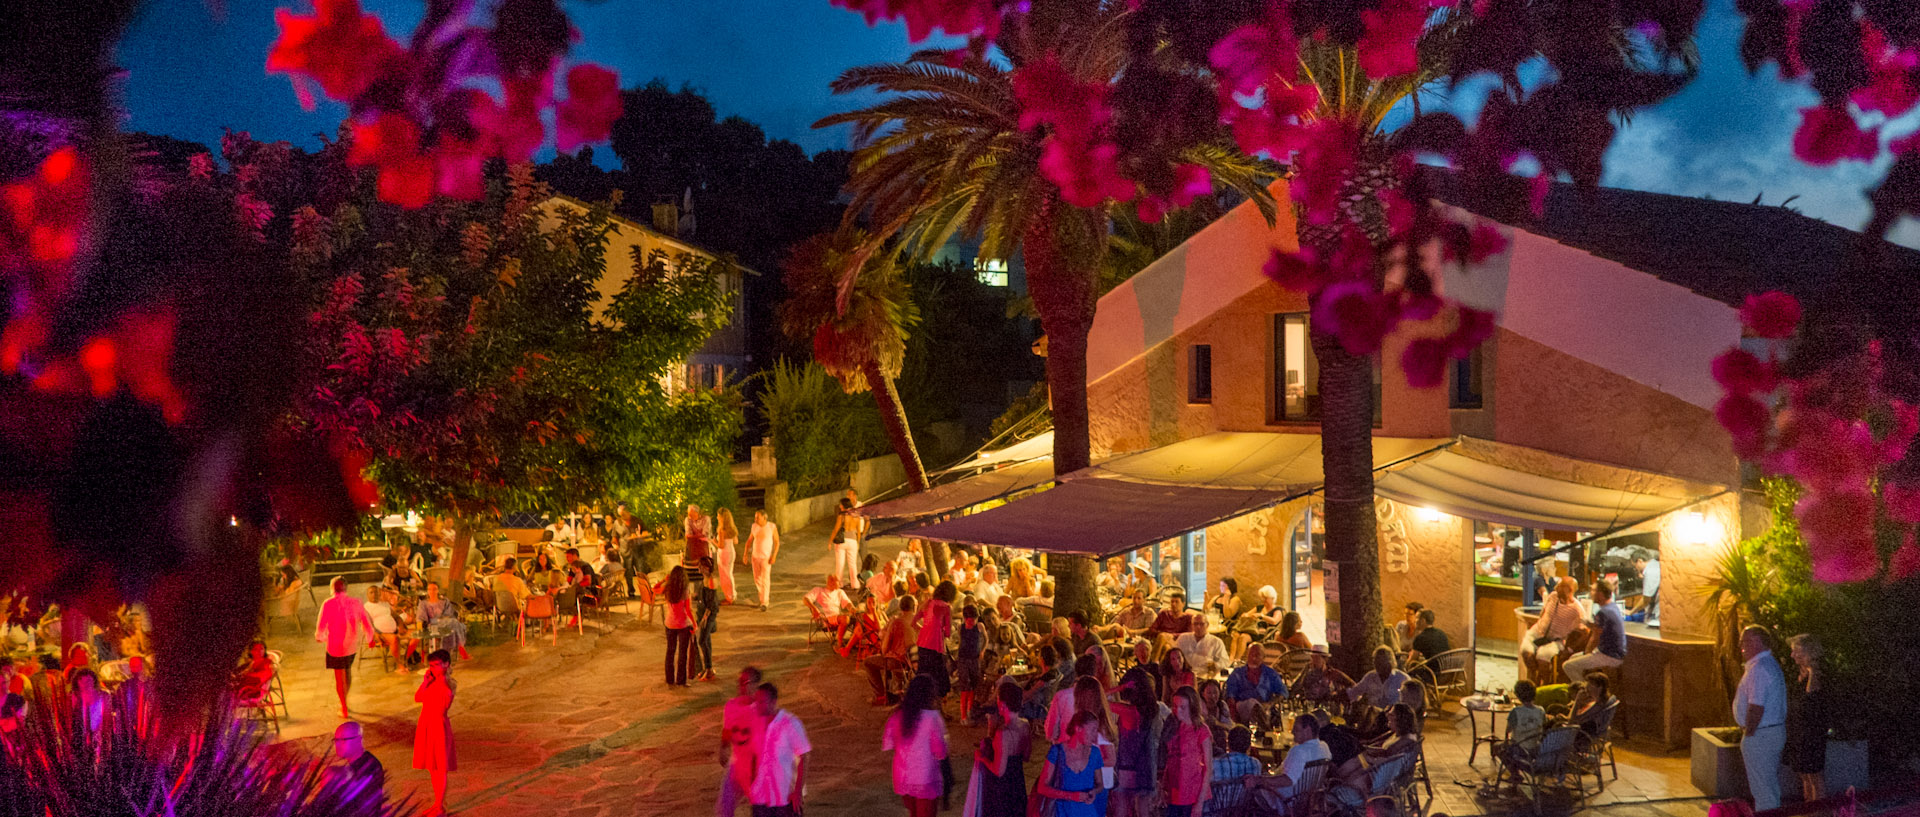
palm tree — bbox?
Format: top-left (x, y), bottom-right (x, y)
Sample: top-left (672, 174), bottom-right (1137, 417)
top-left (779, 228), bottom-right (930, 495)
top-left (817, 0), bottom-right (1273, 621)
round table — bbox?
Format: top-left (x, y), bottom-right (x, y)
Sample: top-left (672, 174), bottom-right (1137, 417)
top-left (1461, 696), bottom-right (1515, 765)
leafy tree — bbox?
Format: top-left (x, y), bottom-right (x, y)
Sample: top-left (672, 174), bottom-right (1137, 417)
top-left (819, 1), bottom-right (1275, 621)
top-left (295, 159), bottom-right (734, 605)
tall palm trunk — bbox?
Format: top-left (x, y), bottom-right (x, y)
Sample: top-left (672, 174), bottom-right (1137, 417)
top-left (1024, 193), bottom-right (1101, 624)
top-left (444, 519), bottom-right (474, 608)
top-left (862, 358), bottom-right (943, 570)
top-left (1309, 324), bottom-right (1384, 675)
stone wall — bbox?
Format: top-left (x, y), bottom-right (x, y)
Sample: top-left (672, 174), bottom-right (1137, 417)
top-left (1646, 491), bottom-right (1741, 639)
top-left (1375, 498), bottom-right (1474, 689)
top-left (765, 454), bottom-right (906, 534)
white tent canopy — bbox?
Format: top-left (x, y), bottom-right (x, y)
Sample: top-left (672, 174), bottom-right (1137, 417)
top-left (853, 457), bottom-right (1057, 525)
top-left (1372, 449), bottom-right (1696, 532)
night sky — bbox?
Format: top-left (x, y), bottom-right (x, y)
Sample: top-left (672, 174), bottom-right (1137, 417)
top-left (116, 0), bottom-right (1920, 246)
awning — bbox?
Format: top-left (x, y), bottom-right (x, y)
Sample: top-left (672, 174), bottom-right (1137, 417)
top-left (962, 432), bottom-right (1054, 469)
top-left (1372, 450), bottom-right (1694, 532)
top-left (854, 457), bottom-right (1058, 525)
top-left (897, 433), bottom-right (1451, 557)
top-left (903, 478), bottom-right (1292, 558)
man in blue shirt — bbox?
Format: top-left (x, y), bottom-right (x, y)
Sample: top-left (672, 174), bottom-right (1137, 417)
top-left (1225, 642), bottom-right (1288, 723)
top-left (1563, 582), bottom-right (1627, 683)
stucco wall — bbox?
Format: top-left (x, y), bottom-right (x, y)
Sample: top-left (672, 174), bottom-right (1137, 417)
top-left (1490, 330), bottom-right (1737, 487)
top-left (1376, 498), bottom-right (1473, 687)
top-left (1645, 492), bottom-right (1740, 639)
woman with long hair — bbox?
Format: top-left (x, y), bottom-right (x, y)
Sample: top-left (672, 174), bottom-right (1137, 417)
top-left (1279, 610), bottom-right (1312, 651)
top-left (1209, 578), bottom-right (1243, 626)
top-left (662, 566), bottom-right (694, 687)
top-left (1160, 649), bottom-right (1195, 705)
top-left (695, 556), bottom-right (721, 681)
top-left (1072, 674), bottom-right (1117, 791)
top-left (975, 680), bottom-right (1032, 814)
top-left (1112, 668), bottom-right (1164, 817)
top-left (1162, 685), bottom-right (1213, 817)
top-left (714, 508), bottom-right (739, 604)
top-left (1007, 557), bottom-right (1037, 600)
top-left (417, 582), bottom-right (471, 661)
top-left (883, 674), bottom-right (950, 817)
top-left (1038, 711), bottom-right (1108, 817)
top-left (524, 548), bottom-right (557, 580)
top-left (917, 581), bottom-right (957, 698)
top-left (414, 649), bottom-right (458, 816)
top-left (1787, 634), bottom-right (1829, 802)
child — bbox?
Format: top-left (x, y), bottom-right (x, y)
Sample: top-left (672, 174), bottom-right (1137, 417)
top-left (955, 604), bottom-right (983, 722)
top-left (1499, 680), bottom-right (1546, 771)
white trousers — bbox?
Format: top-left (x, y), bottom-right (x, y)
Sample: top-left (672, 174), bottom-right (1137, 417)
top-left (832, 541), bottom-right (859, 586)
top-left (752, 557), bottom-right (772, 608)
top-left (1743, 724), bottom-right (1786, 811)
top-left (1561, 651), bottom-right (1622, 684)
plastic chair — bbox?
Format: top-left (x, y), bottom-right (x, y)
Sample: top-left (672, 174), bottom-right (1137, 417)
top-left (600, 564), bottom-right (630, 613)
top-left (520, 594), bottom-right (558, 645)
top-left (492, 589), bottom-right (522, 632)
top-left (262, 581), bottom-right (305, 635)
top-left (553, 587), bottom-right (583, 636)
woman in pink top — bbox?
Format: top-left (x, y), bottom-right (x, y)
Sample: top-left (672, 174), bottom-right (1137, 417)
top-left (1161, 685), bottom-right (1213, 816)
top-left (916, 581), bottom-right (956, 697)
top-left (882, 674), bottom-right (950, 817)
top-left (662, 566), bottom-right (695, 687)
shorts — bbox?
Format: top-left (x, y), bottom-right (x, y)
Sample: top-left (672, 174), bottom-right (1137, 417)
top-left (954, 658), bottom-right (981, 691)
top-left (325, 653), bottom-right (355, 670)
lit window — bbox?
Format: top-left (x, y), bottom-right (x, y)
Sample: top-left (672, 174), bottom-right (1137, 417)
top-left (973, 258), bottom-right (1010, 287)
top-left (1273, 313), bottom-right (1318, 421)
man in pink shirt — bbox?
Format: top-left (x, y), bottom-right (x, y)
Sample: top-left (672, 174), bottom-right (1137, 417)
top-left (315, 577), bottom-right (377, 719)
top-left (718, 666), bottom-right (766, 816)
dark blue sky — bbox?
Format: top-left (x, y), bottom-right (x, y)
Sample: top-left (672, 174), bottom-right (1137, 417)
top-left (117, 0), bottom-right (1920, 246)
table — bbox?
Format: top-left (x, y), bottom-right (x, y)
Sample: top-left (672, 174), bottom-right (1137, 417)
top-left (1461, 696), bottom-right (1514, 765)
top-left (1248, 729), bottom-right (1292, 770)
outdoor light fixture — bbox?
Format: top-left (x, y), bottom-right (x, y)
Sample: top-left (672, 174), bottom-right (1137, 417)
top-left (1677, 510), bottom-right (1720, 545)
top-left (1418, 506), bottom-right (1445, 522)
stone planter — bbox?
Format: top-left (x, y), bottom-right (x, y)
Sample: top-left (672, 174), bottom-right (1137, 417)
top-left (1692, 727), bottom-right (1750, 798)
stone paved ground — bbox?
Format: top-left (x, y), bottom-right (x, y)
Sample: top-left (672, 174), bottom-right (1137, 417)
top-left (265, 522), bottom-right (1712, 817)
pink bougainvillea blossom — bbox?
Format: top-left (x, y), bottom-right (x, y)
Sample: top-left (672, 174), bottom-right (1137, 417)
top-left (1797, 489), bottom-right (1879, 583)
top-left (1445, 307), bottom-right (1496, 356)
top-left (346, 114), bottom-right (435, 209)
top-left (1716, 394), bottom-right (1772, 459)
top-left (1851, 22), bottom-right (1920, 116)
top-left (1738, 291), bottom-right (1802, 338)
top-left (1893, 533), bottom-right (1920, 581)
top-left (1135, 164), bottom-right (1212, 223)
top-left (1014, 56), bottom-right (1136, 206)
top-left (1792, 104), bottom-right (1879, 165)
top-left (1885, 480), bottom-right (1920, 524)
top-left (1357, 0), bottom-right (1426, 79)
top-left (1401, 337), bottom-right (1449, 388)
top-left (1711, 348), bottom-right (1778, 395)
top-left (1314, 279), bottom-right (1398, 355)
top-left (267, 0), bottom-right (402, 109)
top-left (556, 64), bottom-right (624, 152)
top-left (1289, 120), bottom-right (1360, 226)
top-left (1209, 16), bottom-right (1297, 101)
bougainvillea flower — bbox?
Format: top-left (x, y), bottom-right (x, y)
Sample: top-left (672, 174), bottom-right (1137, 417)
top-left (1851, 22), bottom-right (1919, 117)
top-left (1136, 164), bottom-right (1212, 223)
top-left (1013, 56), bottom-right (1110, 143)
top-left (1711, 348), bottom-right (1778, 395)
top-left (1885, 480), bottom-right (1920, 524)
top-left (1797, 489), bottom-right (1879, 583)
top-left (832, 0), bottom-right (1004, 42)
top-left (556, 64), bottom-right (623, 152)
top-left (1716, 393), bottom-right (1772, 458)
top-left (433, 138), bottom-right (486, 201)
top-left (1041, 141), bottom-right (1135, 207)
top-left (1209, 18), bottom-right (1296, 99)
top-left (468, 77), bottom-right (551, 164)
top-left (1792, 104), bottom-right (1878, 165)
top-left (1446, 307), bottom-right (1496, 357)
top-left (1314, 279), bottom-right (1399, 355)
top-left (1738, 291), bottom-right (1801, 338)
top-left (1290, 120), bottom-right (1360, 226)
top-left (1780, 412), bottom-right (1876, 494)
top-left (1881, 400), bottom-right (1920, 463)
top-left (267, 0), bottom-right (402, 109)
top-left (1358, 0), bottom-right (1426, 79)
top-left (1264, 248), bottom-right (1324, 292)
top-left (1402, 337), bottom-right (1450, 388)
top-left (1893, 531), bottom-right (1920, 581)
top-left (1464, 219), bottom-right (1508, 263)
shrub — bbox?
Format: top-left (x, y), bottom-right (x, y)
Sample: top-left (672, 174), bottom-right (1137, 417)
top-left (759, 360), bottom-right (887, 497)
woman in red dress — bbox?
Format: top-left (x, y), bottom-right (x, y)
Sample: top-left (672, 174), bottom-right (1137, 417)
top-left (414, 649), bottom-right (457, 816)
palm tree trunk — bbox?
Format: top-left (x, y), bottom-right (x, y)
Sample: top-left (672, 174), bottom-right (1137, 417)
top-left (444, 519), bottom-right (474, 608)
top-left (1310, 323), bottom-right (1385, 676)
top-left (1024, 194), bottom-right (1100, 625)
top-left (862, 360), bottom-right (929, 493)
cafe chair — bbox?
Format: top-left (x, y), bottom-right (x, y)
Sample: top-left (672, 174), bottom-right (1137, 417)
top-left (236, 674), bottom-right (280, 736)
top-left (359, 636), bottom-right (394, 673)
top-left (1407, 648), bottom-right (1473, 709)
top-left (1281, 758), bottom-right (1332, 817)
top-left (491, 589), bottom-right (522, 632)
top-left (553, 587), bottom-right (583, 636)
top-left (600, 564), bottom-right (630, 613)
top-left (802, 597), bottom-right (837, 646)
top-left (1502, 726), bottom-right (1585, 813)
top-left (262, 580), bottom-right (306, 635)
top-left (1571, 698), bottom-right (1622, 789)
top-left (423, 566), bottom-right (451, 591)
top-left (520, 593), bottom-right (558, 646)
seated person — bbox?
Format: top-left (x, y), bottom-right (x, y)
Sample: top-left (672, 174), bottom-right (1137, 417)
top-left (1249, 715), bottom-right (1333, 809)
top-left (1019, 644), bottom-right (1064, 721)
top-left (1224, 643), bottom-right (1289, 724)
top-left (232, 641), bottom-right (276, 695)
top-left (973, 564), bottom-right (1005, 610)
top-left (1066, 611), bottom-right (1100, 658)
top-left (493, 558), bottom-right (532, 606)
top-left (272, 558), bottom-right (301, 593)
top-left (863, 594), bottom-right (918, 705)
top-left (1550, 672), bottom-right (1614, 738)
top-left (868, 560), bottom-right (899, 606)
top-left (1209, 578), bottom-right (1244, 628)
top-left (562, 548), bottom-right (600, 599)
top-left (364, 586), bottom-right (402, 662)
top-left (1347, 645), bottom-right (1409, 711)
top-left (1017, 579), bottom-right (1055, 633)
top-left (1291, 645), bottom-right (1351, 703)
top-left (1496, 680), bottom-right (1546, 769)
top-left (1099, 589), bottom-right (1156, 642)
top-left (1399, 679), bottom-right (1428, 725)
top-left (384, 560), bottom-right (424, 594)
top-left (1520, 577), bottom-right (1587, 680)
top-left (884, 579), bottom-right (911, 620)
top-left (1405, 609), bottom-right (1450, 684)
top-left (1127, 558), bottom-right (1157, 599)
top-left (1336, 703), bottom-right (1421, 793)
top-left (804, 574), bottom-right (854, 635)
top-left (1174, 614), bottom-right (1231, 677)
top-left (1149, 590), bottom-right (1194, 658)
top-left (1205, 725), bottom-right (1263, 815)
top-left (1198, 678), bottom-right (1234, 749)
top-left (1230, 585), bottom-right (1286, 658)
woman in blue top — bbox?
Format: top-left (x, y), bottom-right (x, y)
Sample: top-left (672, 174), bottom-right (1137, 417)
top-left (1041, 710), bottom-right (1108, 817)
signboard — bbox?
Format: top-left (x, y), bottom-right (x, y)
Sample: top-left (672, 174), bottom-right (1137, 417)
top-left (1323, 561), bottom-right (1341, 646)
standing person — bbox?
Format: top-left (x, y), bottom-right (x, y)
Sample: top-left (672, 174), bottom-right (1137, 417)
top-left (954, 605), bottom-right (984, 721)
top-left (1786, 634), bottom-right (1829, 803)
top-left (1734, 626), bottom-right (1789, 811)
top-left (684, 505), bottom-right (711, 586)
top-left (750, 683), bottom-right (811, 817)
top-left (917, 581), bottom-right (957, 699)
top-left (883, 675), bottom-right (951, 817)
top-left (329, 721), bottom-right (386, 804)
top-left (663, 566), bottom-right (696, 688)
top-left (974, 681), bottom-right (1032, 815)
top-left (696, 556), bottom-right (723, 682)
top-left (1631, 551), bottom-right (1660, 624)
top-left (413, 650), bottom-right (457, 817)
top-left (315, 577), bottom-right (376, 719)
top-left (1038, 711), bottom-right (1108, 817)
top-left (1162, 686), bottom-right (1214, 817)
top-left (718, 667), bottom-right (766, 817)
top-left (1112, 670), bottom-right (1164, 817)
top-left (715, 509), bottom-right (740, 605)
top-left (828, 496), bottom-right (862, 587)
top-left (749, 510), bottom-right (781, 611)
top-left (1562, 582), bottom-right (1627, 683)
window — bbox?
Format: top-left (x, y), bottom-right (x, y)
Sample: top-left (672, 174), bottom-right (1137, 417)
top-left (1450, 345), bottom-right (1484, 409)
top-left (1181, 530), bottom-right (1207, 602)
top-left (1188, 344), bottom-right (1213, 403)
top-left (973, 258), bottom-right (1010, 287)
top-left (1272, 313), bottom-right (1318, 421)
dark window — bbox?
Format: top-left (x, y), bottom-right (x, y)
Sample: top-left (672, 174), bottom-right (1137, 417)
top-left (1450, 345), bottom-right (1484, 409)
top-left (1189, 344), bottom-right (1213, 403)
top-left (1272, 313), bottom-right (1318, 421)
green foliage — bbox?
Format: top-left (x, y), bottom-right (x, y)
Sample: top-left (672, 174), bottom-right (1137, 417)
top-left (1705, 478), bottom-right (1920, 744)
top-left (612, 387), bottom-right (744, 531)
top-left (987, 381), bottom-right (1052, 444)
top-left (759, 359), bottom-right (888, 497)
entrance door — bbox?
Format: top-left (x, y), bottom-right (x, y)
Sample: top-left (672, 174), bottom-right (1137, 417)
top-left (1284, 504), bottom-right (1327, 645)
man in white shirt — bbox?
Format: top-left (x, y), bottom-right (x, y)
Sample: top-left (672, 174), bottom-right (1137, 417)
top-left (362, 586), bottom-right (401, 668)
top-left (1175, 615), bottom-right (1230, 676)
top-left (973, 564), bottom-right (1004, 610)
top-left (1633, 553), bottom-right (1661, 624)
top-left (1347, 646), bottom-right (1409, 710)
top-left (749, 511), bottom-right (781, 612)
top-left (1734, 626), bottom-right (1789, 811)
top-left (314, 577), bottom-right (376, 719)
top-left (719, 667), bottom-right (766, 817)
top-left (751, 682), bottom-right (810, 817)
top-left (1260, 714), bottom-right (1331, 803)
top-left (544, 516), bottom-right (575, 546)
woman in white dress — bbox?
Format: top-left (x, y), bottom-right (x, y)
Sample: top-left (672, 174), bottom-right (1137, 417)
top-left (714, 508), bottom-right (739, 604)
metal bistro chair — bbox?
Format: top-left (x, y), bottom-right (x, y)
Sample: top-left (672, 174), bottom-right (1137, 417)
top-left (1280, 757), bottom-right (1332, 817)
top-left (600, 564), bottom-right (631, 613)
top-left (553, 587), bottom-right (584, 636)
top-left (1505, 726), bottom-right (1585, 813)
top-left (265, 649), bottom-right (289, 718)
top-left (1375, 751), bottom-right (1423, 817)
top-left (1408, 648), bottom-right (1473, 710)
top-left (1572, 698), bottom-right (1622, 789)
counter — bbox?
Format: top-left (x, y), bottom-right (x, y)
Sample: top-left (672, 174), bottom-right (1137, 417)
top-left (1515, 608), bottom-right (1723, 749)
